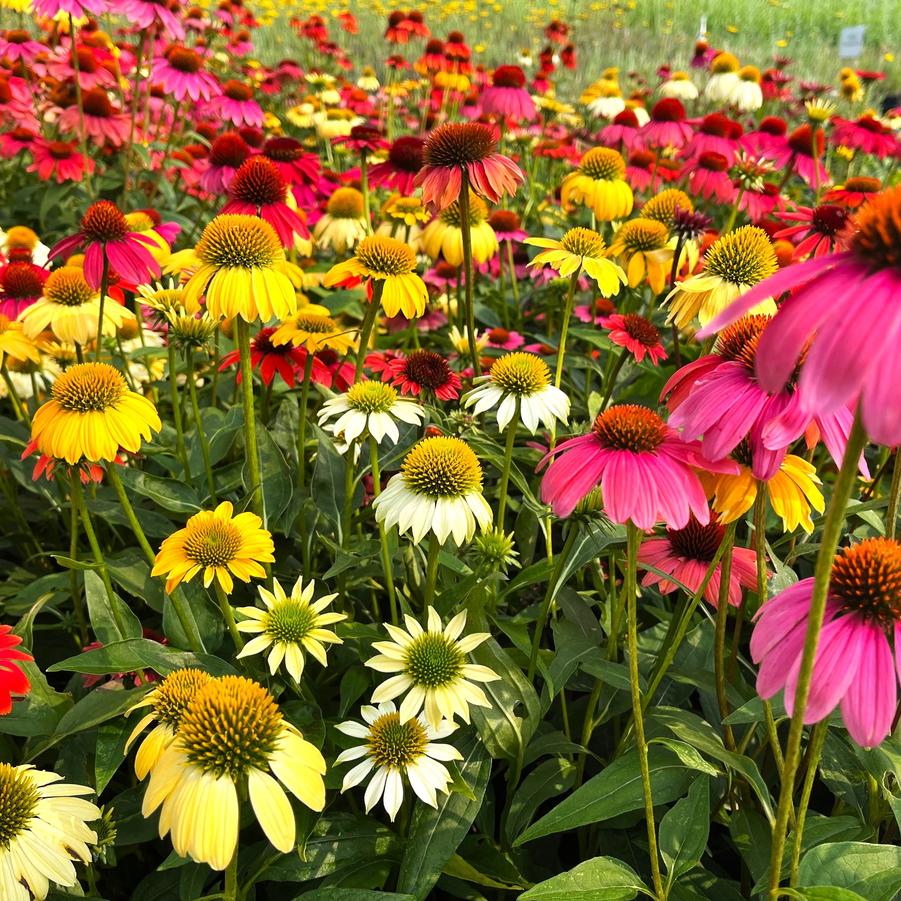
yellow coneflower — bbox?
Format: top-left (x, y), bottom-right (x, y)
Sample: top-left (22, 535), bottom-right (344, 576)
top-left (151, 501), bottom-right (274, 595)
top-left (314, 187), bottom-right (369, 253)
top-left (366, 606), bottom-right (499, 728)
top-left (142, 675), bottom-right (326, 869)
top-left (137, 279), bottom-right (202, 319)
top-left (19, 266), bottom-right (133, 345)
top-left (30, 362), bottom-right (161, 464)
top-left (560, 147), bottom-right (634, 221)
top-left (664, 225), bottom-right (777, 329)
top-left (0, 314), bottom-right (39, 368)
top-left (421, 193), bottom-right (498, 266)
top-left (235, 576), bottom-right (346, 681)
top-left (607, 218), bottom-right (673, 293)
top-left (271, 304), bottom-right (355, 354)
top-left (525, 227), bottom-right (627, 296)
top-left (324, 234), bottom-right (429, 319)
top-left (183, 214), bottom-right (295, 323)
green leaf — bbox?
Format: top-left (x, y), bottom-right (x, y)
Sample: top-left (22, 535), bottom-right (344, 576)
top-left (247, 426), bottom-right (293, 529)
top-left (660, 776), bottom-right (711, 886)
top-left (84, 570), bottom-right (142, 644)
top-left (442, 854), bottom-right (525, 890)
top-left (515, 748), bottom-right (691, 844)
top-left (396, 738), bottom-right (490, 898)
top-left (781, 889), bottom-right (868, 901)
top-left (48, 638), bottom-right (235, 677)
top-left (119, 467), bottom-right (202, 514)
top-left (311, 425), bottom-right (348, 529)
top-left (519, 856), bottom-right (652, 900)
top-left (293, 891), bottom-right (415, 901)
top-left (504, 757), bottom-right (576, 846)
top-left (797, 842), bottom-right (901, 901)
top-left (95, 722), bottom-right (129, 795)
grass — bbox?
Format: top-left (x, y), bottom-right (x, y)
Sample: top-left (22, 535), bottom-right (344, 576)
top-left (255, 0), bottom-right (899, 98)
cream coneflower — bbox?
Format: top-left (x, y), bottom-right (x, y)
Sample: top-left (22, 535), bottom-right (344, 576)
top-left (142, 675), bottom-right (326, 869)
top-left (314, 187), bottom-right (368, 253)
top-left (324, 234), bottom-right (429, 319)
top-left (235, 576), bottom-right (346, 682)
top-left (318, 380), bottom-right (424, 447)
top-left (30, 362), bottom-right (161, 464)
top-left (367, 607), bottom-right (499, 728)
top-left (526, 227), bottom-right (627, 296)
top-left (560, 147), bottom-right (634, 221)
top-left (704, 51), bottom-right (741, 103)
top-left (151, 501), bottom-right (275, 595)
top-left (664, 225), bottom-right (777, 330)
top-left (334, 701), bottom-right (461, 821)
top-left (729, 65), bottom-right (763, 112)
top-left (608, 218), bottom-right (675, 294)
top-left (126, 668), bottom-right (213, 779)
top-left (464, 352), bottom-right (569, 433)
top-left (421, 193), bottom-right (498, 267)
top-left (183, 214), bottom-right (295, 323)
top-left (373, 436), bottom-right (493, 546)
top-left (0, 762), bottom-right (101, 900)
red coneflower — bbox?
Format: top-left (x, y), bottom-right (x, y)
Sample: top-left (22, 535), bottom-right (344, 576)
top-left (638, 98), bottom-right (693, 150)
top-left (332, 123), bottom-right (389, 155)
top-left (261, 136), bottom-right (322, 205)
top-left (369, 135), bottom-right (426, 195)
top-left (741, 115), bottom-right (789, 159)
top-left (383, 348), bottom-right (461, 400)
top-left (822, 176), bottom-right (881, 209)
top-left (0, 623), bottom-right (31, 714)
top-left (0, 261), bottom-right (48, 318)
top-left (415, 122), bottom-right (523, 209)
top-left (28, 137), bottom-right (94, 184)
top-left (601, 313), bottom-right (667, 365)
top-left (769, 124), bottom-right (830, 189)
top-left (775, 204), bottom-right (851, 259)
top-left (220, 326), bottom-right (317, 387)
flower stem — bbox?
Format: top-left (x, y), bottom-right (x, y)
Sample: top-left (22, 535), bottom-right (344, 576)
top-left (355, 285), bottom-right (382, 382)
top-left (166, 342), bottom-right (191, 479)
top-left (600, 348), bottom-right (628, 410)
top-left (0, 362), bottom-right (28, 424)
top-left (766, 409), bottom-right (867, 898)
top-left (788, 721), bottom-right (828, 887)
top-left (624, 521), bottom-right (664, 900)
top-left (95, 253), bottom-right (109, 361)
top-left (886, 450), bottom-right (901, 540)
top-left (554, 271), bottom-right (580, 391)
top-left (214, 581), bottom-right (244, 653)
top-left (223, 848), bottom-right (238, 901)
top-left (360, 153), bottom-right (372, 234)
top-left (505, 239), bottom-right (518, 328)
top-left (369, 435), bottom-right (398, 625)
top-left (423, 533), bottom-right (440, 606)
top-left (713, 528), bottom-right (737, 751)
top-left (185, 351), bottom-right (217, 504)
top-left (496, 400), bottom-right (519, 530)
top-left (458, 176), bottom-right (481, 377)
top-left (235, 317), bottom-right (265, 524)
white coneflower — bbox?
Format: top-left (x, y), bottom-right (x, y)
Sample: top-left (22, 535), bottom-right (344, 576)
top-left (658, 71), bottom-right (698, 101)
top-left (318, 380), bottom-right (424, 448)
top-left (235, 576), bottom-right (346, 682)
top-left (464, 352), bottom-right (569, 434)
top-left (373, 436), bottom-right (493, 545)
top-left (366, 606), bottom-right (499, 727)
top-left (334, 701), bottom-right (461, 821)
top-left (704, 52), bottom-right (741, 103)
top-left (728, 66), bottom-right (763, 112)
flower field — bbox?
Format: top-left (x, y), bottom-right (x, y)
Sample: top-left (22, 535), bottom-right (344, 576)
top-left (1, 1), bottom-right (901, 899)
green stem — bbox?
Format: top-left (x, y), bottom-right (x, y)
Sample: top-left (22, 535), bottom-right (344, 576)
top-left (166, 342), bottom-right (191, 478)
top-left (223, 847), bottom-right (238, 901)
top-left (496, 400), bottom-right (519, 529)
top-left (185, 351), bottom-right (217, 503)
top-left (235, 318), bottom-right (265, 523)
top-left (423, 533), bottom-right (440, 606)
top-left (1, 363), bottom-right (28, 424)
top-left (355, 286), bottom-right (381, 381)
top-left (369, 436), bottom-right (398, 625)
top-left (458, 177), bottom-right (481, 377)
top-left (360, 153), bottom-right (372, 234)
top-left (766, 410), bottom-right (867, 898)
top-left (723, 189), bottom-right (745, 233)
top-left (788, 722), bottom-right (828, 887)
top-left (95, 254), bottom-right (109, 361)
top-left (68, 484), bottom-right (88, 645)
top-left (600, 348), bottom-right (628, 409)
top-left (214, 581), bottom-right (244, 653)
top-left (554, 271), bottom-right (580, 391)
top-left (886, 450), bottom-right (901, 540)
top-left (625, 522), bottom-right (664, 900)
top-left (713, 529), bottom-right (737, 751)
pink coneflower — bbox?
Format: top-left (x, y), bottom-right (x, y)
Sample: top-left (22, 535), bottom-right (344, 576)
top-left (46, 44), bottom-right (117, 90)
top-left (0, 127), bottom-right (35, 158)
top-left (487, 210), bottom-right (527, 243)
top-left (741, 116), bottom-right (789, 160)
top-left (0, 76), bottom-right (37, 131)
top-left (831, 116), bottom-right (898, 158)
top-left (333, 123), bottom-right (389, 155)
top-left (665, 314), bottom-right (864, 480)
top-left (205, 80), bottom-right (263, 128)
top-left (597, 109), bottom-right (642, 152)
top-left (261, 136), bottom-right (323, 206)
top-left (822, 176), bottom-right (882, 210)
top-left (638, 99), bottom-right (693, 150)
top-left (383, 349), bottom-right (461, 400)
top-left (28, 137), bottom-right (94, 184)
top-left (687, 152), bottom-right (737, 203)
top-left (220, 156), bottom-right (309, 248)
top-left (32, 0), bottom-right (106, 15)
top-left (740, 182), bottom-right (784, 223)
top-left (776, 205), bottom-right (851, 260)
top-left (540, 404), bottom-right (737, 525)
top-left (0, 29), bottom-right (44, 64)
top-left (751, 538), bottom-right (901, 747)
top-left (152, 46), bottom-right (220, 102)
top-left (50, 200), bottom-right (160, 289)
top-left (369, 136), bottom-right (426, 195)
top-left (768, 125), bottom-right (830, 189)
top-left (200, 131), bottom-right (251, 195)
top-left (681, 112), bottom-right (742, 163)
top-left (113, 0), bottom-right (184, 40)
top-left (480, 65), bottom-right (537, 122)
top-left (485, 327), bottom-right (524, 350)
top-left (574, 296), bottom-right (616, 324)
top-left (415, 122), bottom-right (523, 210)
top-left (601, 313), bottom-right (667, 365)
top-left (59, 89), bottom-right (130, 147)
top-left (0, 261), bottom-right (48, 318)
top-left (626, 149), bottom-right (656, 192)
top-left (640, 514), bottom-right (757, 607)
top-left (699, 186), bottom-right (901, 446)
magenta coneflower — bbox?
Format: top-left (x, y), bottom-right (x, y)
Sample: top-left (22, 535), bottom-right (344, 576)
top-left (625, 149), bottom-right (656, 192)
top-left (28, 137), bottom-right (94, 184)
top-left (383, 349), bottom-right (461, 400)
top-left (740, 182), bottom-right (784, 224)
top-left (487, 209), bottom-right (527, 243)
top-left (597, 109), bottom-right (642, 152)
top-left (50, 200), bottom-right (160, 289)
top-left (574, 296), bottom-right (616, 324)
top-left (415, 122), bottom-right (523, 210)
top-left (601, 313), bottom-right (667, 365)
top-left (0, 261), bottom-right (48, 318)
top-left (32, 0), bottom-right (106, 15)
top-left (740, 116), bottom-right (789, 160)
top-left (681, 112), bottom-right (742, 163)
top-left (768, 125), bottom-right (830, 189)
top-left (640, 514), bottom-right (757, 607)
top-left (152, 46), bottom-right (221, 102)
top-left (687, 152), bottom-right (736, 203)
top-left (751, 538), bottom-right (901, 747)
top-left (112, 0), bottom-right (184, 39)
top-left (220, 156), bottom-right (309, 248)
top-left (59, 89), bottom-right (130, 147)
top-left (0, 127), bottom-right (35, 158)
top-left (480, 65), bottom-right (536, 122)
top-left (775, 204), bottom-right (851, 260)
top-left (369, 136), bottom-right (426, 195)
top-left (200, 131), bottom-right (250, 194)
top-left (699, 185), bottom-right (901, 446)
top-left (638, 99), bottom-right (693, 150)
top-left (830, 116), bottom-right (898, 159)
top-left (332, 123), bottom-right (389, 155)
top-left (539, 404), bottom-right (736, 525)
top-left (0, 29), bottom-right (45, 64)
top-left (261, 136), bottom-right (322, 206)
top-left (485, 327), bottom-right (524, 350)
top-left (205, 80), bottom-right (263, 127)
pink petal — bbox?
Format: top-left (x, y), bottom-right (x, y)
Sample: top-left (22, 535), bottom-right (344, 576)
top-left (840, 619), bottom-right (896, 748)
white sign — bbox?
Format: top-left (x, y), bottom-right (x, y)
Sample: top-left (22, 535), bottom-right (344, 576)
top-left (838, 25), bottom-right (866, 59)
